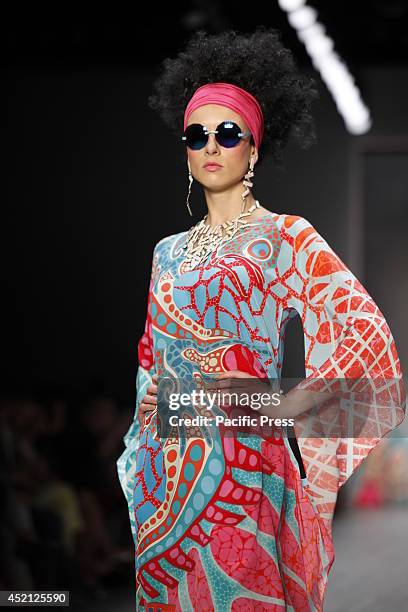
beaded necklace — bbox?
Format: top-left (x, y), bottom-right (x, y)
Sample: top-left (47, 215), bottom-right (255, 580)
top-left (182, 200), bottom-right (261, 271)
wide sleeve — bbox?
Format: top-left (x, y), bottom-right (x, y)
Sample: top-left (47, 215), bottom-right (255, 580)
top-left (125, 244), bottom-right (159, 446)
top-left (281, 215), bottom-right (406, 523)
top-left (117, 243), bottom-right (159, 495)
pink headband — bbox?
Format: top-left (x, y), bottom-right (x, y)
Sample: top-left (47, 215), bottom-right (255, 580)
top-left (183, 82), bottom-right (264, 151)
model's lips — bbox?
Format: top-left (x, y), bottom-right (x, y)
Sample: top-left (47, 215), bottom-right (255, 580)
top-left (204, 163), bottom-right (223, 171)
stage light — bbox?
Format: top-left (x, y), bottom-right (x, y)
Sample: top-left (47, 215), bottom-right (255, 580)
top-left (288, 6), bottom-right (317, 30)
top-left (278, 0), bottom-right (372, 134)
top-left (298, 25), bottom-right (334, 57)
top-left (278, 0), bottom-right (306, 11)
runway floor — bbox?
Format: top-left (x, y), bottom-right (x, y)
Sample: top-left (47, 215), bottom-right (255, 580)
top-left (324, 506), bottom-right (408, 611)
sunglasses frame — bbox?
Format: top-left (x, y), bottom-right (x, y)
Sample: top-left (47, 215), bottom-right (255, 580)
top-left (182, 120), bottom-right (252, 150)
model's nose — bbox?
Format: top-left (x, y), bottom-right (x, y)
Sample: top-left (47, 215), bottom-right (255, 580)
top-left (205, 133), bottom-right (219, 152)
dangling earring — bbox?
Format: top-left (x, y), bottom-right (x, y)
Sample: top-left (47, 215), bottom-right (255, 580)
top-left (241, 155), bottom-right (256, 214)
top-left (186, 163), bottom-right (193, 217)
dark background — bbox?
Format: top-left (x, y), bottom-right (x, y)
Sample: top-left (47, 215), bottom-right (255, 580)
top-left (6, 1), bottom-right (408, 400)
top-left (4, 2), bottom-right (408, 609)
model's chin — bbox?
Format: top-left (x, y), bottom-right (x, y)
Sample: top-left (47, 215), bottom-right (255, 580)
top-left (200, 170), bottom-right (229, 185)
top-left (202, 178), bottom-right (229, 192)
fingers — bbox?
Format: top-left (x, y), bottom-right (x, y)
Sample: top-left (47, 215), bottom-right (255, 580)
top-left (205, 379), bottom-right (258, 391)
top-left (147, 373), bottom-right (158, 396)
top-left (214, 370), bottom-right (258, 379)
top-left (147, 382), bottom-right (158, 395)
top-left (204, 370), bottom-right (270, 394)
top-left (138, 402), bottom-right (155, 425)
top-left (205, 370), bottom-right (259, 387)
top-left (145, 393), bottom-right (157, 404)
top-left (206, 379), bottom-right (250, 390)
top-left (138, 377), bottom-right (159, 426)
top-left (140, 396), bottom-right (156, 410)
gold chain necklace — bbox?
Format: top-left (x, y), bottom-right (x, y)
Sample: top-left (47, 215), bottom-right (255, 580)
top-left (182, 200), bottom-right (261, 271)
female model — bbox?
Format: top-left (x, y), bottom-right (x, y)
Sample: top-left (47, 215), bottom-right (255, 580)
top-left (117, 27), bottom-right (406, 611)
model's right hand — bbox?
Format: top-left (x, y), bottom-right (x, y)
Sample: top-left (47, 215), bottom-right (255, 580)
top-left (139, 373), bottom-right (158, 425)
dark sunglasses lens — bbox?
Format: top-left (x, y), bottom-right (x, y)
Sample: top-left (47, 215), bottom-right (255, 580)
top-left (185, 124), bottom-right (208, 150)
top-left (217, 122), bottom-right (241, 148)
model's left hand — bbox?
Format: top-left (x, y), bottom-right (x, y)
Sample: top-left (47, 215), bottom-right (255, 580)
top-left (203, 369), bottom-right (285, 417)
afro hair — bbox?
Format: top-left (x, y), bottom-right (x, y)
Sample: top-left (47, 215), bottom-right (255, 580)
top-left (148, 26), bottom-right (319, 168)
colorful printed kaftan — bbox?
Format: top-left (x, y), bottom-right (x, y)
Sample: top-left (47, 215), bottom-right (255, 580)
top-left (117, 212), bottom-right (406, 611)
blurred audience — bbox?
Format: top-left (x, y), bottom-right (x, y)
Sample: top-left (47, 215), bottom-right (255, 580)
top-left (0, 389), bottom-right (135, 607)
top-left (351, 437), bottom-right (408, 508)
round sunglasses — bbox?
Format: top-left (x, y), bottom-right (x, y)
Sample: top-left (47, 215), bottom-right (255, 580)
top-left (182, 121), bottom-right (252, 150)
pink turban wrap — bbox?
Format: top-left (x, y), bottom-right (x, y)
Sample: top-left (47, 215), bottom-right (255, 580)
top-left (183, 82), bottom-right (264, 151)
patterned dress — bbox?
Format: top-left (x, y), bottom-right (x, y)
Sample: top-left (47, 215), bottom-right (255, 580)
top-left (117, 212), bottom-right (406, 611)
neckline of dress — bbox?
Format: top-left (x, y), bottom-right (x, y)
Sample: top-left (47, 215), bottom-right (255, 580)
top-left (181, 209), bottom-right (278, 239)
top-left (202, 208), bottom-right (277, 229)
